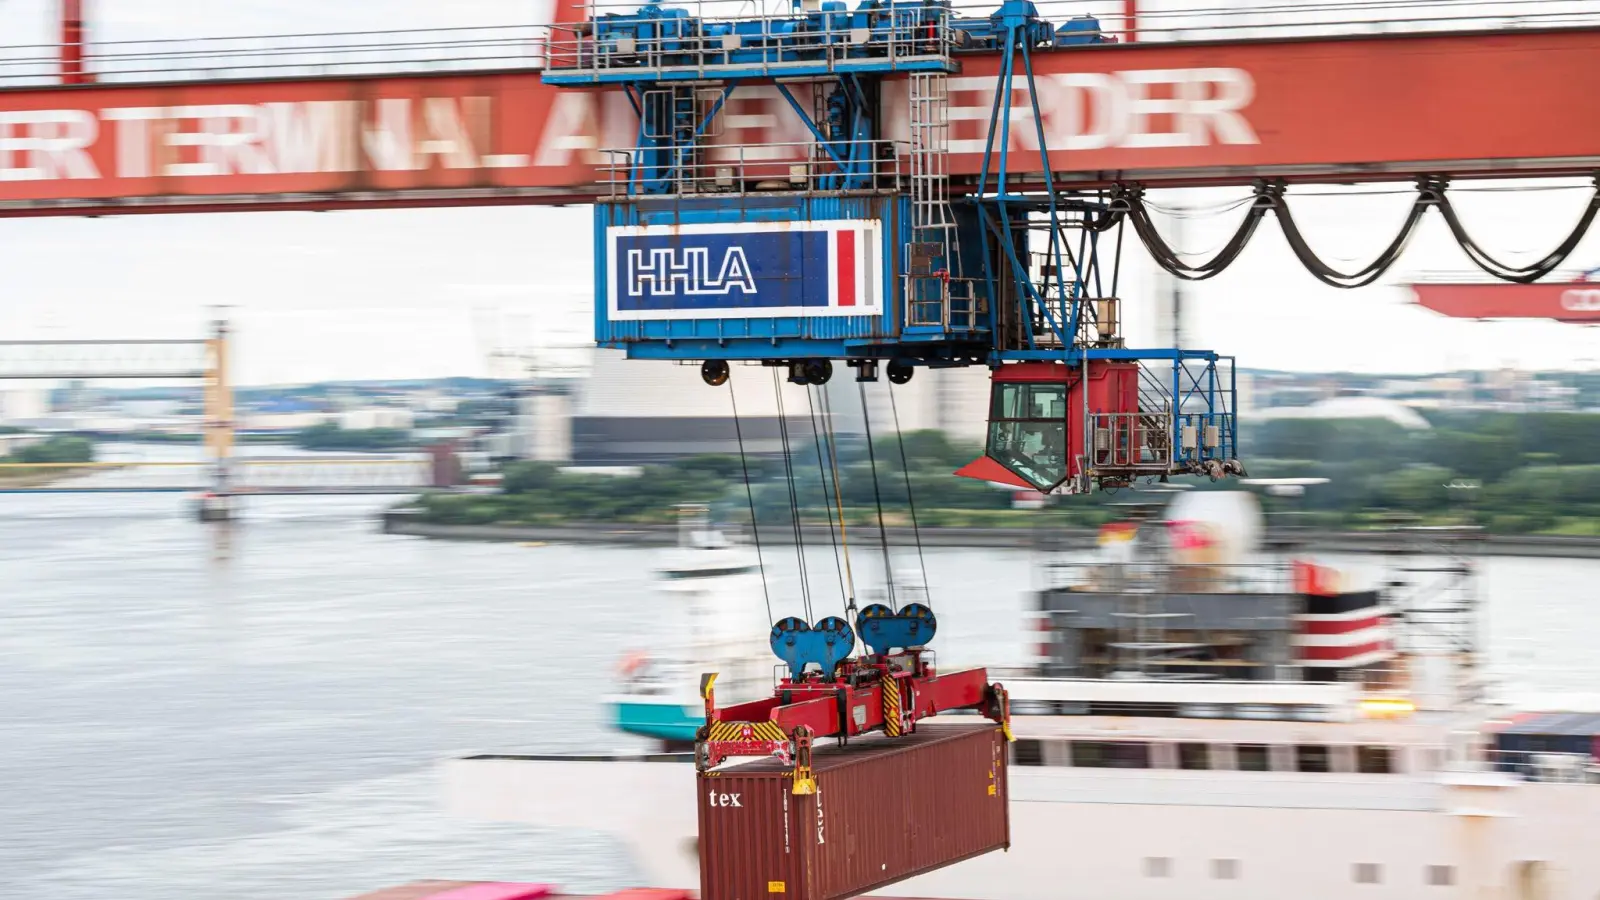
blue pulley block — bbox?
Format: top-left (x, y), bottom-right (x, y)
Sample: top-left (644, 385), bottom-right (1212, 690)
top-left (770, 615), bottom-right (856, 681)
top-left (856, 602), bottom-right (937, 655)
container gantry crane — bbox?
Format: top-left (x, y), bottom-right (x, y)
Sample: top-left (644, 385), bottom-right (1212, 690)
top-left (542, 0), bottom-right (1241, 498)
top-left (535, 0), bottom-right (1241, 784)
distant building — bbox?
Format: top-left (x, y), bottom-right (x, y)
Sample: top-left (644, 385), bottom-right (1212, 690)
top-left (572, 352), bottom-right (816, 465)
top-left (239, 411), bottom-right (330, 431)
top-left (1250, 396), bottom-right (1432, 430)
top-left (0, 388), bottom-right (49, 423)
top-left (338, 408), bottom-right (414, 431)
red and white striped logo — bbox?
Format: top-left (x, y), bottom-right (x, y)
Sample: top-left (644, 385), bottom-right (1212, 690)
top-left (828, 227), bottom-right (866, 309)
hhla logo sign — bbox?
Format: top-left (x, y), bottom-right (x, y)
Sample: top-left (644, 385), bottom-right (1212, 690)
top-left (626, 246), bottom-right (758, 298)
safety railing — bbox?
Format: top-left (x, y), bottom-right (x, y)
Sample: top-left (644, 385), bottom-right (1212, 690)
top-left (597, 139), bottom-right (905, 195)
top-left (3, 2), bottom-right (1598, 87)
top-left (904, 273), bottom-right (982, 331)
top-left (0, 457), bottom-right (435, 493)
top-left (542, 9), bottom-right (958, 81)
top-left (0, 25), bottom-right (549, 86)
top-left (1043, 560), bottom-right (1296, 595)
top-left (1479, 749), bottom-right (1600, 784)
top-left (954, 0), bottom-right (1600, 43)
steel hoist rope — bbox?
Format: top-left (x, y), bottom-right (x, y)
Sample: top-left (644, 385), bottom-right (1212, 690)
top-left (887, 383), bottom-right (931, 604)
top-left (772, 368), bottom-right (814, 622)
top-left (727, 371), bottom-right (773, 624)
top-left (819, 387), bottom-right (858, 623)
top-left (805, 384), bottom-right (849, 615)
top-left (857, 380), bottom-right (897, 608)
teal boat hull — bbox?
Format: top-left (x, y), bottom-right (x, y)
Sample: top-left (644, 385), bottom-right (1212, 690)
top-left (612, 699), bottom-right (704, 742)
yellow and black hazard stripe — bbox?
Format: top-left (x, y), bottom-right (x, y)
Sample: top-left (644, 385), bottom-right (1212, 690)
top-left (707, 720), bottom-right (789, 743)
top-left (882, 678), bottom-right (903, 736)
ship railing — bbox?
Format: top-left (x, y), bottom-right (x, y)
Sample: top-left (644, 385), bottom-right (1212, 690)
top-left (1462, 749), bottom-right (1600, 784)
top-left (597, 139), bottom-right (907, 196)
top-left (543, 8), bottom-right (957, 80)
top-left (1044, 560), bottom-right (1295, 595)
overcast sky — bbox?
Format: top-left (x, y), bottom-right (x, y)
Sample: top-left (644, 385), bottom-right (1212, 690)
top-left (1, 0), bottom-right (1596, 385)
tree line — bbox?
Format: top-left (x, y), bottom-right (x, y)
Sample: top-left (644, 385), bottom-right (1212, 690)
top-left (415, 411), bottom-right (1600, 535)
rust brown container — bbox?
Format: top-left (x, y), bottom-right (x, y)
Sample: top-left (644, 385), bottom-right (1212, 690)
top-left (697, 723), bottom-right (1009, 900)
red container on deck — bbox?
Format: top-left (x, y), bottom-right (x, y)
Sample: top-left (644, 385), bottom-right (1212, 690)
top-left (697, 723), bottom-right (1010, 900)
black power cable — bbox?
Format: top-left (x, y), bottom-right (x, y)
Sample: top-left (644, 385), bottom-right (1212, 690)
top-left (1433, 178), bottom-right (1600, 283)
top-left (1119, 183), bottom-right (1276, 281)
top-left (1117, 177), bottom-right (1600, 288)
top-left (1271, 179), bottom-right (1438, 288)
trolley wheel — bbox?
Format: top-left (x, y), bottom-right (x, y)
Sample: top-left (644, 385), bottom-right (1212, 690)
top-left (804, 359), bottom-right (833, 385)
top-left (701, 360), bottom-right (730, 386)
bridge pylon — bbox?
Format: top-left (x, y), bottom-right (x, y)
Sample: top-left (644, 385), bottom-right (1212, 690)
top-left (200, 318), bottom-right (237, 522)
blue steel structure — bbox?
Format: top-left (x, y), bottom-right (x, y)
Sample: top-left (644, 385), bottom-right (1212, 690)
top-left (544, 0), bottom-right (1242, 494)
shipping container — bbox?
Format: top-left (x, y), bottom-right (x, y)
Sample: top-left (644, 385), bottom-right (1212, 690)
top-left (593, 194), bottom-right (912, 361)
top-left (697, 723), bottom-right (1009, 900)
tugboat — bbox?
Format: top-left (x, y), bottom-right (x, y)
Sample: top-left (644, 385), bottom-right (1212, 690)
top-left (605, 505), bottom-right (771, 747)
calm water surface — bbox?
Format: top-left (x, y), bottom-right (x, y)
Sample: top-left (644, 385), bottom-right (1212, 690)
top-left (1, 492), bottom-right (1596, 900)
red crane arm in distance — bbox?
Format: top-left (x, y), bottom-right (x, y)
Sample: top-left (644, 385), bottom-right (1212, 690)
top-left (1412, 282), bottom-right (1600, 324)
top-left (2, 27), bottom-right (1599, 217)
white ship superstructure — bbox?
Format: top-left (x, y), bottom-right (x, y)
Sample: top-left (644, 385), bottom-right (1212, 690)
top-left (445, 494), bottom-right (1600, 900)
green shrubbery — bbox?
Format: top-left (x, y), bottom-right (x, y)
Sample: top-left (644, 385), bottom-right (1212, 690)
top-left (415, 413), bottom-right (1600, 534)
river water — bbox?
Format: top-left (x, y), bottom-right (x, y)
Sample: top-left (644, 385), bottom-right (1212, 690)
top-left (2, 490), bottom-right (1598, 900)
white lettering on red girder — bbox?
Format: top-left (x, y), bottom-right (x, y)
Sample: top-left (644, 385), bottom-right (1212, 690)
top-left (940, 67), bottom-right (1258, 154)
top-left (0, 68), bottom-right (1260, 186)
top-left (3, 96), bottom-right (502, 181)
top-left (0, 109), bottom-right (100, 181)
top-left (1562, 289), bottom-right (1600, 312)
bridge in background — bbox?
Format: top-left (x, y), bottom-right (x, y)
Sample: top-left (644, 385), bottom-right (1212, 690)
top-left (0, 324), bottom-right (461, 513)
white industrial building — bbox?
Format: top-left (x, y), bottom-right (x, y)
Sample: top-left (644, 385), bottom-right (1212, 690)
top-left (513, 351), bottom-right (992, 465)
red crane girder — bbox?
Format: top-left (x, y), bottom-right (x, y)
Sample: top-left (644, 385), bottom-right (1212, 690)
top-left (1, 27), bottom-right (1598, 216)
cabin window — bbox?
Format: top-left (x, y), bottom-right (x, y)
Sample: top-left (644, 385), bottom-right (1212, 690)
top-left (1144, 857), bottom-right (1172, 878)
top-left (1357, 745), bottom-right (1394, 774)
top-left (1012, 739), bottom-right (1043, 766)
top-left (988, 382), bottom-right (1069, 490)
top-left (1296, 744), bottom-right (1331, 773)
top-left (1073, 741), bottom-right (1150, 769)
top-left (1427, 865), bottom-right (1455, 887)
top-left (1178, 742), bottom-right (1210, 770)
top-left (1212, 859), bottom-right (1240, 880)
top-left (1235, 743), bottom-right (1270, 772)
top-left (1354, 863), bottom-right (1383, 885)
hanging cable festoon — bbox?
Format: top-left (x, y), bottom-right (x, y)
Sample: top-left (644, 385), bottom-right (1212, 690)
top-left (1270, 179), bottom-right (1439, 288)
top-left (1432, 176), bottom-right (1600, 282)
top-left (1099, 178), bottom-right (1600, 287)
top-left (727, 372), bottom-right (773, 625)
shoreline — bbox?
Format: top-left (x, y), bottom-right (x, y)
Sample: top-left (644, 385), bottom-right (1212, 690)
top-left (380, 510), bottom-right (1600, 560)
